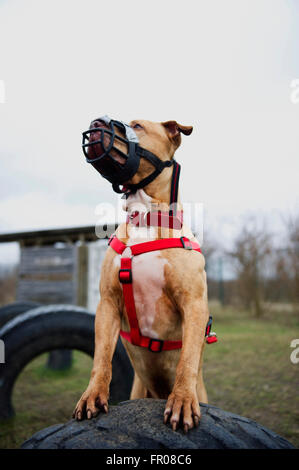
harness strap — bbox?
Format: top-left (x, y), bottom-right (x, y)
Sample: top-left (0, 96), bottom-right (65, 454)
top-left (110, 235), bottom-right (207, 352)
top-left (122, 149), bottom-right (174, 195)
top-left (119, 257), bottom-right (141, 346)
top-left (108, 235), bottom-right (201, 256)
top-left (119, 255), bottom-right (183, 352)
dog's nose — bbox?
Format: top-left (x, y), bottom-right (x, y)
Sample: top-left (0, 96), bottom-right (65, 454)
top-left (89, 120), bottom-right (109, 143)
top-left (91, 120), bottom-right (102, 129)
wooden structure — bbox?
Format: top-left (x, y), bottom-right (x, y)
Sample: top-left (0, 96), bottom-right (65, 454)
top-left (0, 225), bottom-right (116, 310)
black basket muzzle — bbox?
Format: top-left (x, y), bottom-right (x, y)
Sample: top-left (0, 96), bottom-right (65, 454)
top-left (82, 117), bottom-right (174, 195)
top-left (82, 119), bottom-right (141, 189)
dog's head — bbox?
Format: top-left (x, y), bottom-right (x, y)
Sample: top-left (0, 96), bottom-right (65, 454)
top-left (128, 119), bottom-right (193, 160)
top-left (83, 117), bottom-right (193, 190)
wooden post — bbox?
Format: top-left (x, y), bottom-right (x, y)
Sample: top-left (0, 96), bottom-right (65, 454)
top-left (76, 245), bottom-right (88, 307)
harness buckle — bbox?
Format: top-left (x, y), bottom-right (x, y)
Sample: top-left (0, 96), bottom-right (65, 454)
top-left (108, 234), bottom-right (115, 246)
top-left (206, 333), bottom-right (218, 344)
top-left (205, 316), bottom-right (218, 344)
top-left (119, 268), bottom-right (132, 284)
top-left (148, 338), bottom-right (164, 353)
top-left (205, 315), bottom-right (212, 336)
top-left (180, 237), bottom-right (192, 250)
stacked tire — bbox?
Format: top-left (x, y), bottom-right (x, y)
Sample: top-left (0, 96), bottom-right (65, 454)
top-left (0, 302), bottom-right (72, 370)
top-left (0, 304), bottom-right (133, 419)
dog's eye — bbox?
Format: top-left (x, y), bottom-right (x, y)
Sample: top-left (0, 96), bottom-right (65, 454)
top-left (132, 123), bottom-right (143, 130)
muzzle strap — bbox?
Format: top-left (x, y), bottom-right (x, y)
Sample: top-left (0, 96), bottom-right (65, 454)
top-left (122, 147), bottom-right (174, 195)
top-left (170, 161), bottom-right (181, 216)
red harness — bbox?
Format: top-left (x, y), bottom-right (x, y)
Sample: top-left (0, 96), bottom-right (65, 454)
top-left (109, 234), bottom-right (217, 352)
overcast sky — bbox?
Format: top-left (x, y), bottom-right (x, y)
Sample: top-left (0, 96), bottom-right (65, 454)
top-left (0, 0), bottom-right (298, 263)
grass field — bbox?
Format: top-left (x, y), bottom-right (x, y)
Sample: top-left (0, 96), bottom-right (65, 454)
top-left (0, 303), bottom-right (298, 449)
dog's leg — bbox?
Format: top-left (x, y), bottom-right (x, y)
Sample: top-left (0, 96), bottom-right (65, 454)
top-left (163, 298), bottom-right (208, 433)
top-left (197, 369), bottom-right (208, 404)
top-left (73, 296), bottom-right (120, 420)
top-left (197, 348), bottom-right (208, 403)
top-left (196, 343), bottom-right (208, 403)
top-left (130, 373), bottom-right (147, 399)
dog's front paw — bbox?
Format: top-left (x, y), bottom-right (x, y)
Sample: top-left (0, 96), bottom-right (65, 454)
top-left (164, 389), bottom-right (200, 433)
top-left (72, 385), bottom-right (109, 421)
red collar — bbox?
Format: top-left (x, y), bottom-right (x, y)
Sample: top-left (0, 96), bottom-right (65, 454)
top-left (126, 210), bottom-right (183, 230)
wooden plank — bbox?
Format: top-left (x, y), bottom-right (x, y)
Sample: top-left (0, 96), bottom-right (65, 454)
top-left (76, 245), bottom-right (88, 307)
top-left (19, 273), bottom-right (73, 281)
top-left (0, 224), bottom-right (117, 245)
top-left (16, 245), bottom-right (77, 305)
top-left (15, 236), bottom-right (115, 308)
top-left (18, 246), bottom-right (75, 274)
top-left (87, 240), bottom-right (107, 312)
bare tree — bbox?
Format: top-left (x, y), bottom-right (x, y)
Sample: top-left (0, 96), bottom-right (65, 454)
top-left (201, 233), bottom-right (216, 272)
top-left (228, 220), bottom-right (272, 317)
top-left (284, 213), bottom-right (299, 309)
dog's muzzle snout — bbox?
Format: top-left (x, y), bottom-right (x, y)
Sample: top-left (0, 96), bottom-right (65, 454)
top-left (82, 116), bottom-right (141, 191)
top-left (82, 114), bottom-right (174, 195)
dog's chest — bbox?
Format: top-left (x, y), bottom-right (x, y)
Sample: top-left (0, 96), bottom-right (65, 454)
top-left (114, 244), bottom-right (169, 339)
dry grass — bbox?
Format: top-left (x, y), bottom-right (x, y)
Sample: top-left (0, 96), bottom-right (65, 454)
top-left (204, 301), bottom-right (299, 447)
top-left (0, 351), bottom-right (93, 449)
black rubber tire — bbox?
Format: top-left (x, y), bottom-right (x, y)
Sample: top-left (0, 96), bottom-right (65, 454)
top-left (21, 398), bottom-right (295, 449)
top-left (0, 305), bottom-right (134, 420)
top-left (0, 301), bottom-right (40, 329)
top-left (0, 301), bottom-right (72, 371)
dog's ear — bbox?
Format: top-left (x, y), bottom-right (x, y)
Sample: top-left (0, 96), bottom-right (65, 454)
top-left (162, 121), bottom-right (193, 147)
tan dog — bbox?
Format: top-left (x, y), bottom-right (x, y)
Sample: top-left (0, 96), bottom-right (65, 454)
top-left (74, 119), bottom-right (210, 432)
